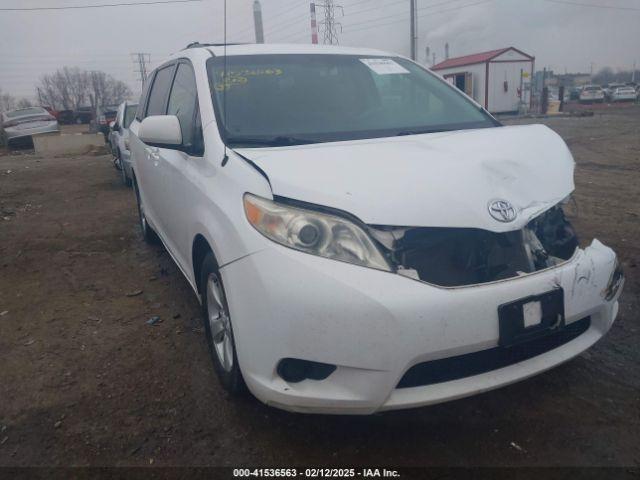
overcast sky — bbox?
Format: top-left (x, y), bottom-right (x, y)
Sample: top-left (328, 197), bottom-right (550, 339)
top-left (1, 0), bottom-right (638, 100)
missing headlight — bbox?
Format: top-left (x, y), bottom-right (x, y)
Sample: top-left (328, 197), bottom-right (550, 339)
top-left (370, 205), bottom-right (579, 287)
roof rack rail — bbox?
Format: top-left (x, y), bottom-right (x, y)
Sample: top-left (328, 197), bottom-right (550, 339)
top-left (183, 42), bottom-right (248, 50)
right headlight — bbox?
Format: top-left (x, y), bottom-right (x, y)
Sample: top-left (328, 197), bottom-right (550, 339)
top-left (244, 193), bottom-right (391, 271)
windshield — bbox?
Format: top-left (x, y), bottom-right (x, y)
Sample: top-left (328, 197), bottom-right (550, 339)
top-left (207, 54), bottom-right (497, 147)
top-left (123, 105), bottom-right (137, 128)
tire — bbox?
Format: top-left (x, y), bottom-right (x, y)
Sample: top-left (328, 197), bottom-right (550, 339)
top-left (200, 253), bottom-right (246, 395)
top-left (133, 180), bottom-right (159, 244)
top-left (119, 151), bottom-right (132, 187)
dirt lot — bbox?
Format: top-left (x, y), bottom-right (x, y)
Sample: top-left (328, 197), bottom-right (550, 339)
top-left (0, 106), bottom-right (638, 469)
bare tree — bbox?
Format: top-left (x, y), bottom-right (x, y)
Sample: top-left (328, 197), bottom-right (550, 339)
top-left (593, 67), bottom-right (615, 85)
top-left (87, 70), bottom-right (131, 110)
top-left (36, 67), bottom-right (131, 113)
top-left (16, 98), bottom-right (33, 109)
top-left (593, 67), bottom-right (638, 85)
top-left (59, 67), bottom-right (89, 110)
top-left (0, 87), bottom-right (17, 113)
top-left (37, 74), bottom-right (67, 110)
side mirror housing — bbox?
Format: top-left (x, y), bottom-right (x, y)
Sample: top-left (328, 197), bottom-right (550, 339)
top-left (139, 115), bottom-right (182, 148)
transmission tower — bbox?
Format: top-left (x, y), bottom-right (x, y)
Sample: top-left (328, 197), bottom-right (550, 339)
top-left (316, 0), bottom-right (343, 45)
top-left (131, 53), bottom-right (151, 85)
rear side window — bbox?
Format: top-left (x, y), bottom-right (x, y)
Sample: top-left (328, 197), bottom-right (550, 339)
top-left (146, 65), bottom-right (175, 117)
top-left (167, 62), bottom-right (202, 154)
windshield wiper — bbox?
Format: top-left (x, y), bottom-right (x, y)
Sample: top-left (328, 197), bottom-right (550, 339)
top-left (226, 135), bottom-right (319, 147)
top-left (395, 128), bottom-right (450, 136)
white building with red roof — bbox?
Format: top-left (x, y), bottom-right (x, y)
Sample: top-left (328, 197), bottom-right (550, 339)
top-left (431, 47), bottom-right (534, 114)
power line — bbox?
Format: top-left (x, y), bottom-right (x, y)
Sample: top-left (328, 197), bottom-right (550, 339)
top-left (543, 0), bottom-right (640, 11)
top-left (341, 0), bottom-right (379, 9)
top-left (246, 0), bottom-right (444, 45)
top-left (343, 0), bottom-right (409, 18)
top-left (344, 0), bottom-right (469, 31)
top-left (244, 0), bottom-right (483, 44)
top-left (344, 0), bottom-right (493, 34)
top-left (264, 10), bottom-right (310, 34)
top-left (276, 27), bottom-right (312, 42)
top-left (0, 0), bottom-right (202, 12)
top-left (234, 0), bottom-right (305, 37)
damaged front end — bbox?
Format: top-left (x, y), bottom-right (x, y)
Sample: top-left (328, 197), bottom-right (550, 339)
top-left (369, 205), bottom-right (581, 287)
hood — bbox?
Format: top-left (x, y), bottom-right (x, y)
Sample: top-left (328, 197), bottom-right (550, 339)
top-left (235, 124), bottom-right (575, 232)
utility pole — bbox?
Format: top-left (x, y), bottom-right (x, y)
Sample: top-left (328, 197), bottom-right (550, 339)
top-left (131, 53), bottom-right (150, 85)
top-left (632, 61), bottom-right (636, 83)
top-left (410, 0), bottom-right (417, 61)
top-left (445, 42), bottom-right (450, 60)
top-left (310, 2), bottom-right (319, 44)
top-left (425, 46), bottom-right (430, 65)
top-left (432, 52), bottom-right (436, 66)
top-left (317, 0), bottom-right (343, 45)
top-left (253, 0), bottom-right (264, 44)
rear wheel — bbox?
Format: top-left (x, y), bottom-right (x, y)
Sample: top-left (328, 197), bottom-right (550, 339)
top-left (200, 253), bottom-right (245, 395)
top-left (133, 180), bottom-right (159, 244)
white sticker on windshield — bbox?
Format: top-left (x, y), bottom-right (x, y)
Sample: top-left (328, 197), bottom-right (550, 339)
top-left (359, 58), bottom-right (410, 75)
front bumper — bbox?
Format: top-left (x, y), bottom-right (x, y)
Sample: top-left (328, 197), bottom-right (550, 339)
top-left (222, 239), bottom-right (621, 414)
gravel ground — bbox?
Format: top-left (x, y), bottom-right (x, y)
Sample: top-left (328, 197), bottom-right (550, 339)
top-left (0, 105), bottom-right (638, 468)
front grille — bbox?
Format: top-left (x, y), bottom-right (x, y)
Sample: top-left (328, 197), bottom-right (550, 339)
top-left (397, 317), bottom-right (591, 389)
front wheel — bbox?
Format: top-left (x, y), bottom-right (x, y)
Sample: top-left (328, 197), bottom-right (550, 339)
top-left (119, 151), bottom-right (132, 187)
top-left (200, 253), bottom-right (245, 395)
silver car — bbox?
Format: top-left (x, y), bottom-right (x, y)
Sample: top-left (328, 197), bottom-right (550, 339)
top-left (108, 101), bottom-right (138, 186)
top-left (1, 107), bottom-right (59, 145)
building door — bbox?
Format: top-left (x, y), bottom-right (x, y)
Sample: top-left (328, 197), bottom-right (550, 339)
top-left (449, 72), bottom-right (473, 98)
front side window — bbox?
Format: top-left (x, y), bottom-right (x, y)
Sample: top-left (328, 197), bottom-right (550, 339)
top-left (136, 79), bottom-right (152, 120)
top-left (207, 54), bottom-right (497, 147)
top-left (167, 63), bottom-right (200, 152)
top-left (146, 65), bottom-right (175, 117)
top-left (123, 105), bottom-right (137, 128)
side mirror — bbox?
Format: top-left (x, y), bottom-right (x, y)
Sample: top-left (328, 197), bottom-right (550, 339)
top-left (139, 115), bottom-right (182, 148)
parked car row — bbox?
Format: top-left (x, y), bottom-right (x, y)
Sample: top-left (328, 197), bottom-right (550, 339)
top-left (98, 105), bottom-right (119, 142)
top-left (578, 83), bottom-right (639, 104)
top-left (107, 101), bottom-right (138, 186)
top-left (42, 106), bottom-right (94, 125)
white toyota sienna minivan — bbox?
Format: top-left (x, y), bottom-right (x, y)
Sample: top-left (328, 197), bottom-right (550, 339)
top-left (129, 43), bottom-right (623, 414)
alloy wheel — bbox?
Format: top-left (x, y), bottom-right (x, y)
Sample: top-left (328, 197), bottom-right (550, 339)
top-left (206, 273), bottom-right (234, 372)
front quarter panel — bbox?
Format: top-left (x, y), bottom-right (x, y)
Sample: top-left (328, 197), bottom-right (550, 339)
top-left (179, 122), bottom-right (273, 289)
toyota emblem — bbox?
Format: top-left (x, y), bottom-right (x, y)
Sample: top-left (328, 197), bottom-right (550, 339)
top-left (488, 199), bottom-right (517, 222)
